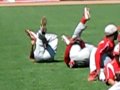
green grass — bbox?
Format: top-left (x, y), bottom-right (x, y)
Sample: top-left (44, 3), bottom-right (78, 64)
top-left (0, 4), bottom-right (120, 90)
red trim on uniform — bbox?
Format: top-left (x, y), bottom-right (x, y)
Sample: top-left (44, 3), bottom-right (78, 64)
top-left (80, 16), bottom-right (87, 24)
top-left (64, 44), bottom-right (72, 66)
top-left (64, 39), bottom-right (85, 67)
top-left (95, 37), bottom-right (115, 71)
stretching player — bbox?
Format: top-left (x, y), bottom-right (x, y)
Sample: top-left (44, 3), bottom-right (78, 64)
top-left (88, 24), bottom-right (119, 81)
top-left (62, 7), bottom-right (96, 68)
top-left (25, 16), bottom-right (58, 62)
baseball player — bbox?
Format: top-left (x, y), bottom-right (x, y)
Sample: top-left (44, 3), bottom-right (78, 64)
top-left (25, 16), bottom-right (58, 62)
top-left (88, 24), bottom-right (119, 81)
top-left (104, 43), bottom-right (120, 86)
top-left (62, 7), bottom-right (96, 68)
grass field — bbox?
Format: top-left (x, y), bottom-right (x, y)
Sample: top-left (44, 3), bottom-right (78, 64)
top-left (0, 4), bottom-right (120, 90)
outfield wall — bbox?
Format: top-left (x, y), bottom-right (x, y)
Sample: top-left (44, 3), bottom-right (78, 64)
top-left (0, 0), bottom-right (60, 3)
top-left (1, 0), bottom-right (120, 3)
top-left (1, 0), bottom-right (120, 6)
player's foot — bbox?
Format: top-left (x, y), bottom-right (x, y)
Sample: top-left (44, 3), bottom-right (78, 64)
top-left (61, 35), bottom-right (70, 45)
top-left (84, 7), bottom-right (90, 20)
top-left (41, 16), bottom-right (47, 27)
top-left (69, 60), bottom-right (75, 68)
top-left (88, 70), bottom-right (98, 81)
top-left (25, 29), bottom-right (31, 37)
top-left (25, 29), bottom-right (36, 45)
top-left (40, 16), bottom-right (47, 34)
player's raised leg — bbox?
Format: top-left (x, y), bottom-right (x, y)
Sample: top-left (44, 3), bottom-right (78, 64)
top-left (72, 7), bottom-right (90, 39)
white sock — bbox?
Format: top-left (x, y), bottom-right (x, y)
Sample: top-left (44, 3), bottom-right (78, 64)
top-left (72, 22), bottom-right (86, 38)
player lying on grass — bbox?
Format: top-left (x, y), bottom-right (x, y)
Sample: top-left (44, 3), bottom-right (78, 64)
top-left (25, 16), bottom-right (58, 62)
top-left (88, 24), bottom-right (119, 81)
top-left (62, 7), bottom-right (96, 68)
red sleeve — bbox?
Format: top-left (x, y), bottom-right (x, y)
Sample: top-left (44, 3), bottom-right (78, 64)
top-left (64, 44), bottom-right (72, 66)
top-left (95, 40), bottom-right (109, 70)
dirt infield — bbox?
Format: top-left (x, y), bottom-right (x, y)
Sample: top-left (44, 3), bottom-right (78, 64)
top-left (0, 0), bottom-right (120, 7)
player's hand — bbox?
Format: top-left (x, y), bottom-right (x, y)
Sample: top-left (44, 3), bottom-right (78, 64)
top-left (99, 69), bottom-right (105, 82)
top-left (69, 38), bottom-right (76, 44)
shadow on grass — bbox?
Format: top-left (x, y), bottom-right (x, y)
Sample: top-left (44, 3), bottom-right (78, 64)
top-left (35, 59), bottom-right (63, 63)
top-left (65, 60), bottom-right (89, 68)
top-left (73, 64), bottom-right (89, 68)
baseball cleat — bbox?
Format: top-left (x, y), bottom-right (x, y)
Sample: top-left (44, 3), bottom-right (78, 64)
top-left (84, 7), bottom-right (90, 20)
top-left (25, 29), bottom-right (31, 37)
top-left (41, 16), bottom-right (47, 27)
top-left (61, 35), bottom-right (70, 45)
top-left (25, 29), bottom-right (36, 45)
top-left (88, 70), bottom-right (98, 81)
top-left (40, 16), bottom-right (47, 34)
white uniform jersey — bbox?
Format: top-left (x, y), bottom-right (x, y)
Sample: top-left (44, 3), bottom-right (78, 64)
top-left (33, 29), bottom-right (58, 61)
